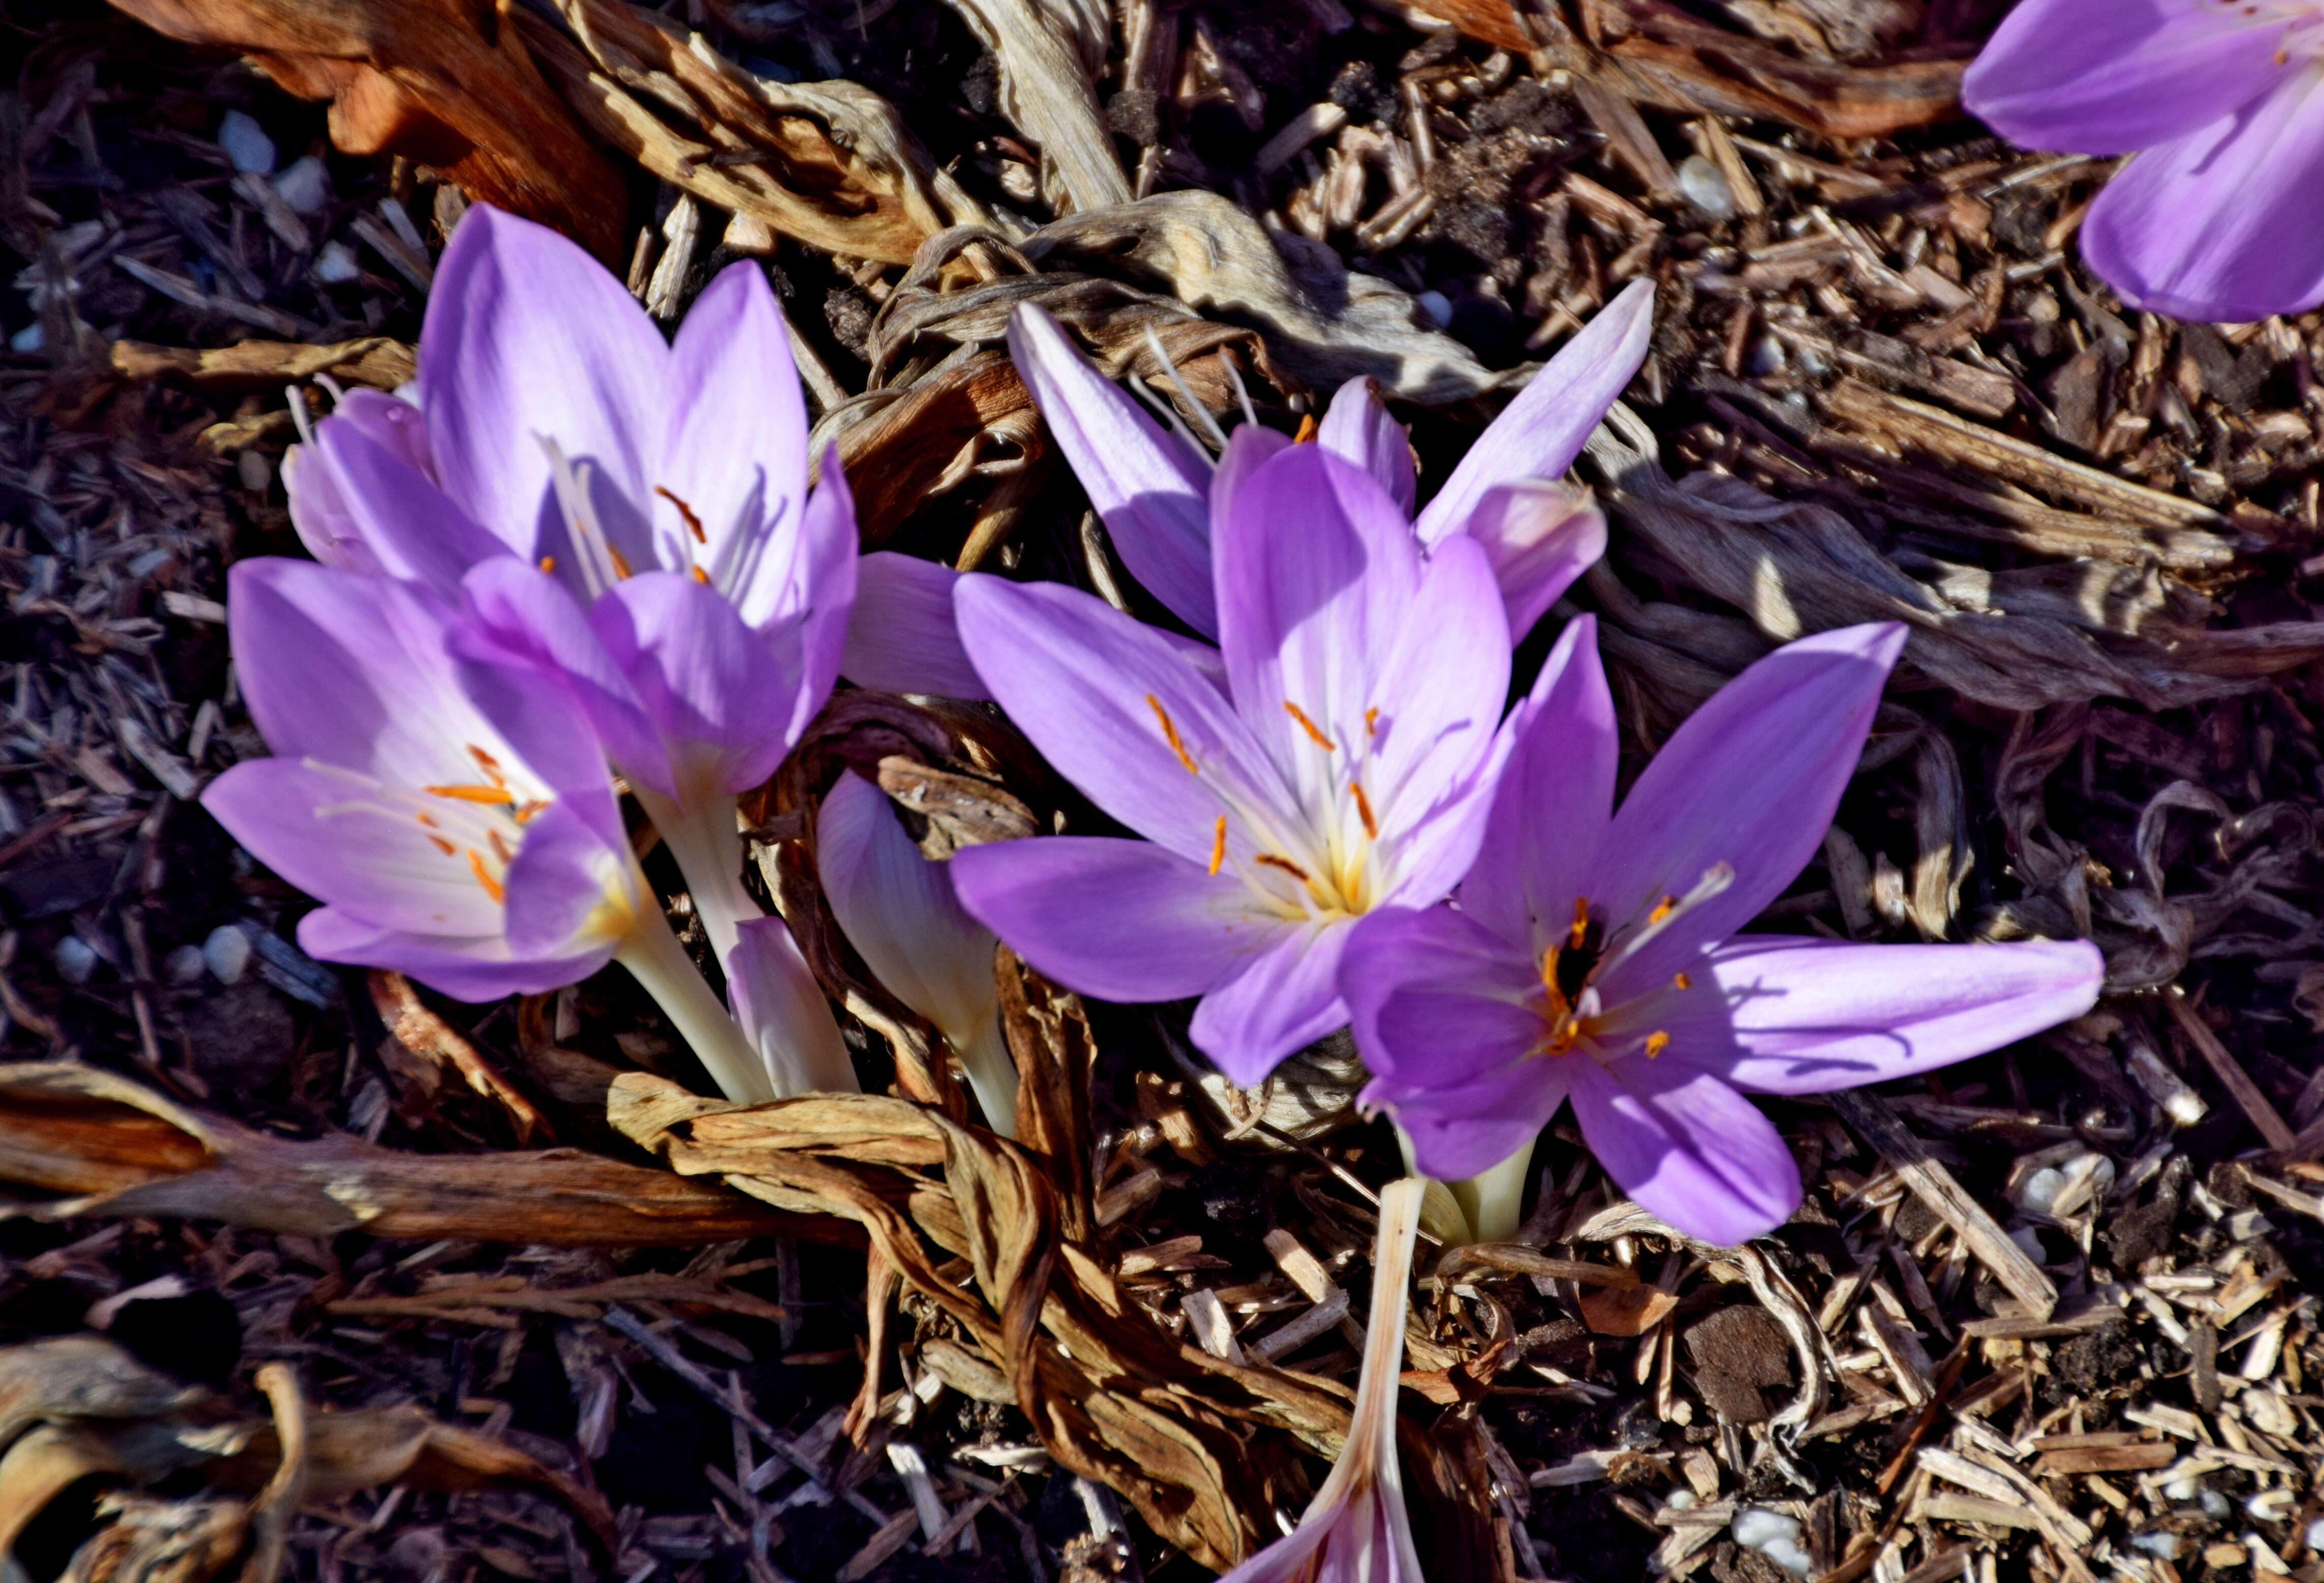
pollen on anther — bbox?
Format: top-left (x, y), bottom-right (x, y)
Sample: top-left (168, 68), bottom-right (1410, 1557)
top-left (1568, 896), bottom-right (1590, 949)
top-left (468, 849), bottom-right (506, 903)
top-left (1364, 706), bottom-right (1380, 738)
top-left (1283, 700), bottom-right (1337, 751)
top-left (1292, 413), bottom-right (1319, 444)
top-left (468, 745), bottom-right (507, 785)
top-left (538, 555), bottom-right (557, 573)
top-left (1351, 780), bottom-right (1378, 839)
top-left (690, 564), bottom-right (710, 584)
top-left (1647, 894), bottom-right (1678, 926)
top-left (488, 829), bottom-right (514, 865)
top-left (1254, 853), bottom-right (1312, 884)
top-left (425, 834), bottom-right (457, 856)
top-left (1209, 815), bottom-right (1228, 876)
top-left (1672, 971), bottom-right (1691, 990)
top-left (424, 783), bottom-right (517, 805)
top-left (1643, 1030), bottom-right (1670, 1059)
top-left (1146, 693), bottom-right (1199, 774)
top-left (655, 484), bottom-right (708, 542)
top-left (607, 545), bottom-right (634, 580)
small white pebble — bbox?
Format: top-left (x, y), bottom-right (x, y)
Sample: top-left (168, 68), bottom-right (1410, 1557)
top-left (312, 240), bottom-right (361, 284)
top-left (163, 944), bottom-right (207, 985)
top-left (1415, 289), bottom-right (1453, 327)
top-left (1665, 1491), bottom-right (1697, 1512)
top-left (2200, 1489), bottom-right (2231, 1519)
top-left (1677, 155), bottom-right (1736, 222)
top-left (1732, 1508), bottom-right (1802, 1552)
top-left (2130, 1533), bottom-right (2181, 1561)
top-left (203, 924), bottom-right (252, 985)
top-left (2164, 1473), bottom-right (2203, 1502)
top-left (1744, 334), bottom-right (1787, 377)
top-left (9, 323), bottom-right (42, 354)
top-left (216, 109), bottom-right (276, 175)
top-left (272, 155), bottom-right (329, 215)
top-left (237, 449), bottom-right (272, 493)
top-left (54, 936), bottom-right (98, 985)
top-left (2017, 1166), bottom-right (2068, 1215)
top-left (1759, 1539), bottom-right (1813, 1577)
top-left (2306, 1517), bottom-right (2324, 1551)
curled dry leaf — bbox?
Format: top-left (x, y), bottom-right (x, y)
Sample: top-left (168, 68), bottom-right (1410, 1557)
top-left (105, 0), bottom-right (625, 260)
top-left (608, 1067), bottom-right (1363, 1573)
top-left (107, 336), bottom-right (414, 390)
top-left (1532, 0), bottom-right (1969, 141)
top-left (940, 0), bottom-right (1129, 213)
top-left (518, 0), bottom-right (964, 266)
top-left (0, 1334), bottom-right (614, 1583)
top-left (0, 1061), bottom-right (835, 1247)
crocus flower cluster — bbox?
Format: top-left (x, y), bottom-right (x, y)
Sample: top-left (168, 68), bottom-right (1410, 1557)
top-left (1218, 1175), bottom-right (1428, 1583)
top-left (949, 290), bottom-right (2106, 1245)
top-left (1965, 0), bottom-right (2324, 321)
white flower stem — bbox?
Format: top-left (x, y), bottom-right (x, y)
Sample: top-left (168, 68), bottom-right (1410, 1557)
top-left (957, 1014), bottom-right (1021, 1139)
top-left (613, 900), bottom-right (777, 1104)
top-left (635, 784), bottom-right (755, 965)
top-left (1449, 1141), bottom-right (1537, 1246)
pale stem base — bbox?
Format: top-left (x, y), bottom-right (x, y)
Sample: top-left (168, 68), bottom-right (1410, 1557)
top-left (614, 900), bottom-right (776, 1104)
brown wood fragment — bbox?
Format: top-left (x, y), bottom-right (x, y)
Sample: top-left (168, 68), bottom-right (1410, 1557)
top-left (369, 971), bottom-right (550, 1144)
top-left (2167, 989), bottom-right (2296, 1151)
top-left (109, 336), bottom-right (415, 390)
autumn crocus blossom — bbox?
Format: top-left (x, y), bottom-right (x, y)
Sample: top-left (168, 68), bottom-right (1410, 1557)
top-left (200, 560), bottom-right (772, 1101)
top-left (1006, 278), bottom-right (1652, 644)
top-left (1217, 1176), bottom-right (1427, 1582)
top-left (949, 441), bottom-right (1511, 1085)
top-left (1342, 618), bottom-right (2106, 1246)
top-left (1965, 0), bottom-right (2324, 321)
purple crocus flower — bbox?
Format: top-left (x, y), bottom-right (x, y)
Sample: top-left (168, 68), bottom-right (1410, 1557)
top-left (1341, 617), bottom-right (2106, 1246)
top-left (1005, 278), bottom-right (1652, 643)
top-left (1216, 1176), bottom-right (1427, 1582)
top-left (948, 441), bottom-right (1512, 1085)
top-left (200, 559), bottom-right (775, 1100)
top-left (1965, 0), bottom-right (2324, 321)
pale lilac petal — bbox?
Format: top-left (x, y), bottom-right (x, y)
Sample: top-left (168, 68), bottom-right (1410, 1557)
top-left (1006, 303), bottom-right (1215, 634)
top-left (818, 771), bottom-right (997, 1041)
top-left (1566, 1059), bottom-right (1801, 1245)
top-left (1464, 481), bottom-right (1606, 638)
top-left (1376, 1062), bottom-right (1569, 1186)
top-left (590, 570), bottom-right (806, 797)
top-left (727, 916), bottom-right (857, 1094)
top-left (455, 560), bottom-right (664, 798)
top-left (203, 759), bottom-right (503, 938)
top-left (660, 261), bottom-right (809, 589)
top-left (1458, 616), bottom-right (1617, 950)
top-left (954, 574), bottom-right (1291, 864)
top-left (1413, 279), bottom-right (1653, 545)
top-left (1317, 378), bottom-right (1414, 515)
top-left (1630, 936), bottom-right (2105, 1095)
top-left (1964, 0), bottom-right (2295, 156)
top-left (281, 443), bottom-right (379, 575)
top-left (297, 908), bottom-right (608, 1001)
top-left (330, 388), bottom-right (432, 474)
top-left (419, 205), bottom-right (666, 566)
top-left (950, 836), bottom-right (1268, 1003)
top-left (2080, 80), bottom-right (2324, 322)
top-left (1590, 623), bottom-right (1906, 995)
top-left (842, 552), bottom-right (991, 699)
top-left (498, 798), bottom-right (638, 962)
top-left (1211, 421), bottom-right (1293, 524)
top-left (313, 418), bottom-right (510, 596)
top-left (1189, 922), bottom-right (1352, 1086)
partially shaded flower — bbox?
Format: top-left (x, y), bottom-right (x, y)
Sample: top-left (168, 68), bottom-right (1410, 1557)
top-left (949, 442), bottom-right (1510, 1085)
top-left (1005, 278), bottom-right (1652, 642)
top-left (1217, 1175), bottom-right (1427, 1582)
top-left (200, 559), bottom-right (774, 1100)
top-left (817, 772), bottom-right (1017, 1133)
top-left (1342, 617), bottom-right (2105, 1245)
top-left (1965, 0), bottom-right (2324, 321)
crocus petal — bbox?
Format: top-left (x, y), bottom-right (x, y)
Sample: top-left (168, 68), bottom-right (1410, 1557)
top-left (2080, 80), bottom-right (2324, 322)
top-left (1964, 0), bottom-right (2297, 156)
top-left (1006, 302), bottom-right (1216, 634)
top-left (498, 798), bottom-right (639, 962)
top-left (297, 908), bottom-right (607, 1001)
top-left (455, 560), bottom-right (665, 798)
top-left (1413, 278), bottom-right (1653, 546)
top-left (818, 771), bottom-right (997, 1043)
top-left (590, 570), bottom-right (806, 797)
top-left (314, 419), bottom-right (509, 596)
top-left (1317, 378), bottom-right (1415, 515)
top-left (1458, 616), bottom-right (1617, 951)
top-left (1463, 480), bottom-right (1606, 638)
top-left (949, 836), bottom-right (1268, 1004)
top-left (1189, 921), bottom-right (1352, 1086)
top-left (203, 759), bottom-right (504, 939)
top-left (660, 261), bottom-right (809, 591)
top-left (1589, 622), bottom-right (1907, 996)
top-left (842, 552), bottom-right (992, 699)
top-left (419, 205), bottom-right (666, 566)
top-left (1566, 1059), bottom-right (1801, 1245)
top-left (330, 387), bottom-right (432, 475)
top-left (281, 443), bottom-right (381, 576)
top-left (1634, 936), bottom-right (2105, 1095)
top-left (726, 916), bottom-right (858, 1094)
top-left (1211, 420), bottom-right (1294, 522)
top-left (954, 573), bottom-right (1291, 865)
